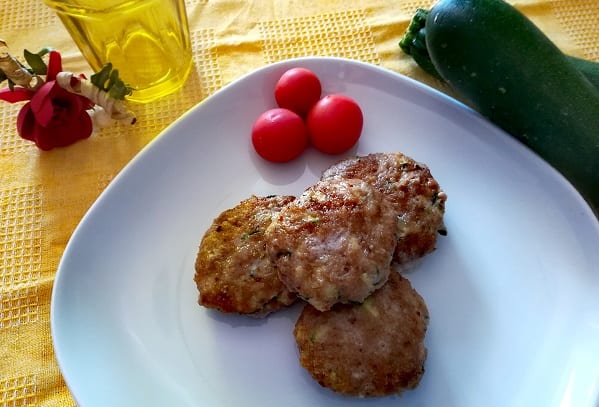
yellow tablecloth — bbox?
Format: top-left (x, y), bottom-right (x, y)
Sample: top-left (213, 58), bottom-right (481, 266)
top-left (0, 0), bottom-right (597, 404)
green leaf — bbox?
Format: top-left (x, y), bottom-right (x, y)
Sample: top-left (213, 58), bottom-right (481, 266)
top-left (108, 69), bottom-right (133, 100)
top-left (23, 49), bottom-right (47, 75)
top-left (90, 63), bottom-right (133, 100)
top-left (107, 69), bottom-right (119, 90)
top-left (90, 63), bottom-right (112, 91)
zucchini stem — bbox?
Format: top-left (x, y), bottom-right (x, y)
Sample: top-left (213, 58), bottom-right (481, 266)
top-left (400, 8), bottom-right (599, 89)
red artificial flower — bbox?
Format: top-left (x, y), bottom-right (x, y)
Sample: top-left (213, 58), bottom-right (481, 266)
top-left (0, 50), bottom-right (94, 150)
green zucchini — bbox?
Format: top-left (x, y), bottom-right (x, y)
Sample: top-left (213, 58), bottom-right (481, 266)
top-left (416, 0), bottom-right (599, 213)
top-left (400, 8), bottom-right (599, 91)
top-left (568, 55), bottom-right (599, 90)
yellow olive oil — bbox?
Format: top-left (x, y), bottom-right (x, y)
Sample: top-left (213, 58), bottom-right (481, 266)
top-left (43, 0), bottom-right (192, 103)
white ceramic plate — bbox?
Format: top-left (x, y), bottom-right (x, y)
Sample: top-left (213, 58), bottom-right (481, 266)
top-left (51, 57), bottom-right (599, 407)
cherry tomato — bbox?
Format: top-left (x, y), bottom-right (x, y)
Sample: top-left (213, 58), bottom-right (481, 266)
top-left (274, 68), bottom-right (322, 117)
top-left (306, 94), bottom-right (363, 155)
top-left (251, 108), bottom-right (308, 163)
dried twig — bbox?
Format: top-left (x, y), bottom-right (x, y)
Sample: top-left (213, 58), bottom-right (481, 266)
top-left (56, 72), bottom-right (136, 125)
top-left (0, 39), bottom-right (43, 90)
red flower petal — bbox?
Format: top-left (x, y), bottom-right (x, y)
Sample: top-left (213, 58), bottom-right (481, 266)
top-left (39, 110), bottom-right (93, 150)
top-left (23, 109), bottom-right (93, 151)
top-left (30, 125), bottom-right (56, 151)
top-left (0, 88), bottom-right (34, 103)
top-left (29, 81), bottom-right (57, 127)
top-left (14, 63), bottom-right (96, 150)
top-left (46, 51), bottom-right (63, 81)
top-left (16, 103), bottom-right (36, 141)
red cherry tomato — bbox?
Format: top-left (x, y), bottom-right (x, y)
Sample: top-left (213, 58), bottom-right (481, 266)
top-left (251, 108), bottom-right (308, 163)
top-left (306, 94), bottom-right (363, 155)
top-left (274, 68), bottom-right (322, 117)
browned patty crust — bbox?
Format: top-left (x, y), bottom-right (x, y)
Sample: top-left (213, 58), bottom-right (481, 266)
top-left (294, 272), bottom-right (430, 397)
top-left (321, 152), bottom-right (447, 265)
top-left (194, 195), bottom-right (297, 317)
top-left (265, 178), bottom-right (399, 312)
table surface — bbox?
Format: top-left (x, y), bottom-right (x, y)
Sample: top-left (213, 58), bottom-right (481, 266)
top-left (1, 0), bottom-right (598, 405)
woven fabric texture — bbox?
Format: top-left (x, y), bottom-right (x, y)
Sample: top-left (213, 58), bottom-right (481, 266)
top-left (0, 0), bottom-right (597, 404)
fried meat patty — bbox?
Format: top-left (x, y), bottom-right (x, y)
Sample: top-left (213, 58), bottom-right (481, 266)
top-left (194, 195), bottom-right (297, 317)
top-left (294, 272), bottom-right (429, 397)
top-left (265, 178), bottom-right (399, 312)
top-left (321, 152), bottom-right (447, 265)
